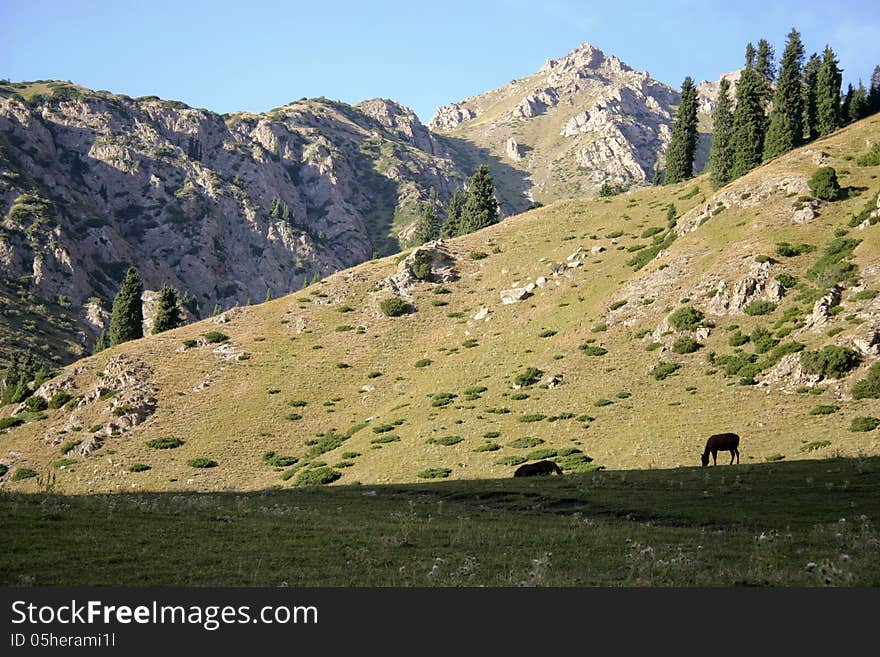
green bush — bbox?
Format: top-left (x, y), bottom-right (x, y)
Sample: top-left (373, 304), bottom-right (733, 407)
top-left (288, 399), bottom-right (307, 407)
top-left (668, 306), bottom-right (704, 331)
top-left (48, 392), bottom-right (72, 409)
top-left (609, 300), bottom-right (628, 311)
top-left (808, 167), bottom-right (840, 201)
top-left (751, 327), bottom-right (778, 354)
top-left (851, 289), bottom-right (878, 301)
top-left (187, 458), bottom-right (218, 468)
top-left (146, 436), bottom-right (184, 449)
top-left (473, 443), bottom-right (500, 452)
top-left (850, 416), bottom-right (880, 432)
top-left (202, 331), bottom-right (229, 343)
top-left (852, 362), bottom-right (880, 399)
top-left (776, 273), bottom-right (798, 288)
top-left (744, 300), bottom-right (776, 316)
top-left (24, 396), bottom-right (48, 412)
top-left (729, 332), bottom-right (750, 347)
top-left (776, 242), bottom-right (816, 257)
top-left (765, 453), bottom-right (786, 462)
top-left (641, 226), bottom-right (664, 238)
top-left (431, 392), bottom-right (457, 407)
top-left (672, 336), bottom-right (701, 354)
top-left (594, 399), bottom-right (613, 407)
top-left (296, 466), bottom-right (341, 486)
top-left (462, 339), bottom-right (479, 348)
top-left (591, 323), bottom-right (608, 333)
top-left (807, 237), bottom-right (862, 289)
top-left (128, 463), bottom-right (151, 472)
top-left (538, 329), bottom-right (557, 338)
top-left (483, 431), bottom-right (501, 439)
top-left (580, 344), bottom-right (608, 356)
top-left (370, 435), bottom-right (400, 444)
top-left (428, 435), bottom-right (463, 446)
top-left (379, 297), bottom-right (411, 317)
top-left (800, 346), bottom-right (861, 378)
top-left (182, 339), bottom-right (198, 348)
top-left (12, 467), bottom-right (38, 481)
top-left (417, 467), bottom-right (451, 479)
top-left (809, 405), bottom-right (839, 415)
top-left (511, 392), bottom-right (529, 400)
top-left (856, 143), bottom-right (880, 166)
top-left (518, 414), bottom-right (546, 423)
top-left (508, 437), bottom-right (544, 449)
top-left (59, 439), bottom-right (82, 454)
top-left (494, 455), bottom-right (527, 466)
top-left (263, 452), bottom-right (298, 467)
top-left (50, 458), bottom-right (77, 468)
top-left (514, 368), bottom-right (543, 387)
top-left (0, 417), bottom-right (25, 430)
top-left (469, 251), bottom-right (488, 260)
top-left (414, 358), bottom-right (433, 368)
top-left (651, 361), bottom-right (681, 380)
top-left (526, 448), bottom-right (558, 461)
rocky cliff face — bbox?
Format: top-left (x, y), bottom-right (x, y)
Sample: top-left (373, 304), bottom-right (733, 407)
top-left (0, 82), bottom-right (466, 365)
top-left (429, 43), bottom-right (688, 202)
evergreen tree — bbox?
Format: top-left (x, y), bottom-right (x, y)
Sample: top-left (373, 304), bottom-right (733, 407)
top-left (109, 267), bottom-right (144, 346)
top-left (212, 303), bottom-right (222, 316)
top-left (409, 203), bottom-right (440, 245)
top-left (840, 83), bottom-right (853, 123)
top-left (459, 165), bottom-right (499, 234)
top-left (731, 46), bottom-right (768, 179)
top-left (663, 76), bottom-right (699, 185)
top-left (709, 78), bottom-right (735, 188)
top-left (93, 330), bottom-right (108, 354)
top-left (755, 38), bottom-right (777, 105)
top-left (265, 287), bottom-right (272, 303)
top-left (816, 46), bottom-right (842, 135)
top-left (441, 188), bottom-right (465, 238)
top-left (848, 82), bottom-right (868, 122)
top-left (802, 53), bottom-right (821, 140)
top-left (869, 65), bottom-right (880, 114)
top-left (763, 28), bottom-right (805, 160)
top-left (152, 284), bottom-right (184, 334)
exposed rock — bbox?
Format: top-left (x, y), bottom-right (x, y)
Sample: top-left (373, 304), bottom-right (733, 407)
top-left (791, 201), bottom-right (819, 224)
top-left (535, 276), bottom-right (547, 287)
top-left (707, 260), bottom-right (784, 315)
top-left (800, 286), bottom-right (842, 332)
top-left (500, 287), bottom-right (532, 304)
top-left (804, 149), bottom-right (830, 166)
top-left (542, 374), bottom-right (563, 388)
top-left (506, 137), bottom-right (523, 161)
top-left (591, 245), bottom-right (606, 254)
top-left (852, 326), bottom-right (880, 356)
top-left (74, 435), bottom-right (105, 458)
top-left (473, 307), bottom-right (490, 321)
top-left (758, 353), bottom-right (822, 391)
top-left (695, 70), bottom-right (743, 115)
top-left (377, 241), bottom-right (458, 297)
top-left (549, 262), bottom-right (568, 275)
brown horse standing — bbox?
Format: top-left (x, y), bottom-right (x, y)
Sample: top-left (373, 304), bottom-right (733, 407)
top-left (701, 433), bottom-right (740, 466)
top-left (514, 460), bottom-right (564, 477)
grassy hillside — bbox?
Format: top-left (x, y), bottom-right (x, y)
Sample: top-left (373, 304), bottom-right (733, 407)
top-left (1, 116), bottom-right (879, 494)
top-left (2, 456), bottom-right (879, 586)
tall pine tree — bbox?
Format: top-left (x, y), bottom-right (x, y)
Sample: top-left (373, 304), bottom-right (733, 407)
top-left (763, 28), bottom-right (805, 160)
top-left (109, 267), bottom-right (144, 346)
top-left (441, 188), bottom-right (465, 238)
top-left (869, 65), bottom-right (880, 114)
top-left (664, 76), bottom-right (699, 185)
top-left (755, 38), bottom-right (776, 105)
top-left (816, 46), bottom-right (842, 136)
top-left (802, 53), bottom-right (821, 140)
top-left (731, 45), bottom-right (767, 179)
top-left (409, 202), bottom-right (440, 246)
top-left (709, 78), bottom-right (735, 188)
top-left (152, 284), bottom-right (184, 334)
top-left (848, 82), bottom-right (868, 122)
top-left (459, 165), bottom-right (499, 234)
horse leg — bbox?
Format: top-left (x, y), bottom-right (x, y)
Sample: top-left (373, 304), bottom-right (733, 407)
top-left (735, 448), bottom-right (740, 464)
top-left (729, 450), bottom-right (734, 465)
top-left (712, 449), bottom-right (717, 466)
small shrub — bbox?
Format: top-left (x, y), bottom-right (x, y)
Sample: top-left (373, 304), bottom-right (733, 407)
top-left (128, 463), bottom-right (151, 472)
top-left (187, 458), bottom-right (218, 468)
top-left (609, 300), bottom-right (628, 311)
top-left (852, 362), bottom-right (880, 399)
top-left (370, 435), bottom-right (401, 444)
top-left (473, 442), bottom-right (500, 452)
top-left (286, 413), bottom-right (303, 421)
top-left (527, 448), bottom-right (558, 461)
top-left (744, 300), bottom-right (776, 316)
top-left (668, 306), bottom-right (705, 331)
top-left (514, 368), bottom-right (543, 387)
top-left (672, 336), bottom-right (700, 354)
top-left (24, 396), bottom-right (48, 412)
top-left (651, 361), bottom-right (681, 380)
top-left (146, 436), bottom-right (184, 449)
top-left (518, 414), bottom-right (546, 423)
top-left (483, 431), bottom-right (501, 439)
top-left (88, 424), bottom-right (103, 433)
top-left (645, 342), bottom-right (662, 351)
top-left (341, 451), bottom-right (361, 459)
top-left (338, 305), bottom-right (355, 313)
top-left (431, 392), bottom-right (457, 407)
top-left (641, 226), bottom-right (664, 238)
top-left (494, 455), bottom-right (527, 467)
top-left (511, 392), bottom-right (529, 400)
top-left (50, 458), bottom-right (77, 468)
top-left (538, 329), bottom-right (557, 338)
top-left (729, 332), bottom-right (750, 347)
top-left (808, 166), bottom-right (840, 201)
top-left (48, 392), bottom-right (72, 409)
top-left (591, 323), bottom-right (608, 333)
top-left (417, 467), bottom-right (451, 479)
top-left (850, 416), bottom-right (880, 432)
top-left (263, 452), bottom-right (298, 468)
top-left (59, 439), bottom-right (82, 454)
top-left (462, 339), bottom-right (479, 348)
top-left (296, 466), bottom-right (341, 486)
top-left (288, 399), bottom-right (307, 407)
top-left (182, 339), bottom-right (198, 348)
top-left (414, 358), bottom-right (433, 368)
top-left (765, 453), bottom-right (786, 462)
top-left (202, 331), bottom-right (229, 343)
top-left (379, 297), bottom-right (411, 317)
top-left (464, 386), bottom-right (488, 395)
top-left (0, 417), bottom-right (25, 430)
top-left (776, 242), bottom-right (816, 257)
top-left (855, 143), bottom-right (880, 166)
top-left (12, 467), bottom-right (38, 481)
top-left (776, 274), bottom-right (798, 288)
top-left (429, 435), bottom-right (463, 446)
top-left (580, 344), bottom-right (608, 356)
top-left (801, 440), bottom-right (831, 452)
top-left (508, 437), bottom-right (544, 449)
top-left (800, 346), bottom-right (861, 378)
top-left (851, 289), bottom-right (878, 301)
top-left (809, 405), bottom-right (839, 415)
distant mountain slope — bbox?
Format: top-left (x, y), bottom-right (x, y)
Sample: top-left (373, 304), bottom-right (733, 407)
top-left (0, 81), bottom-right (476, 366)
top-left (429, 43), bottom-right (695, 203)
top-left (2, 115), bottom-right (877, 493)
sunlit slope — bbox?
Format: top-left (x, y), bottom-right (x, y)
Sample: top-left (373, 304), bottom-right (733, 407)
top-left (2, 116), bottom-right (879, 492)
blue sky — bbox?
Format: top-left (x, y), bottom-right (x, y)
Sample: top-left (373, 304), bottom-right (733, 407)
top-left (2, 1), bottom-right (878, 122)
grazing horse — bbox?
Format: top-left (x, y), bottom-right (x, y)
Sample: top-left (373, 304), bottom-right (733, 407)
top-left (701, 432), bottom-right (740, 466)
top-left (514, 460), bottom-right (564, 477)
